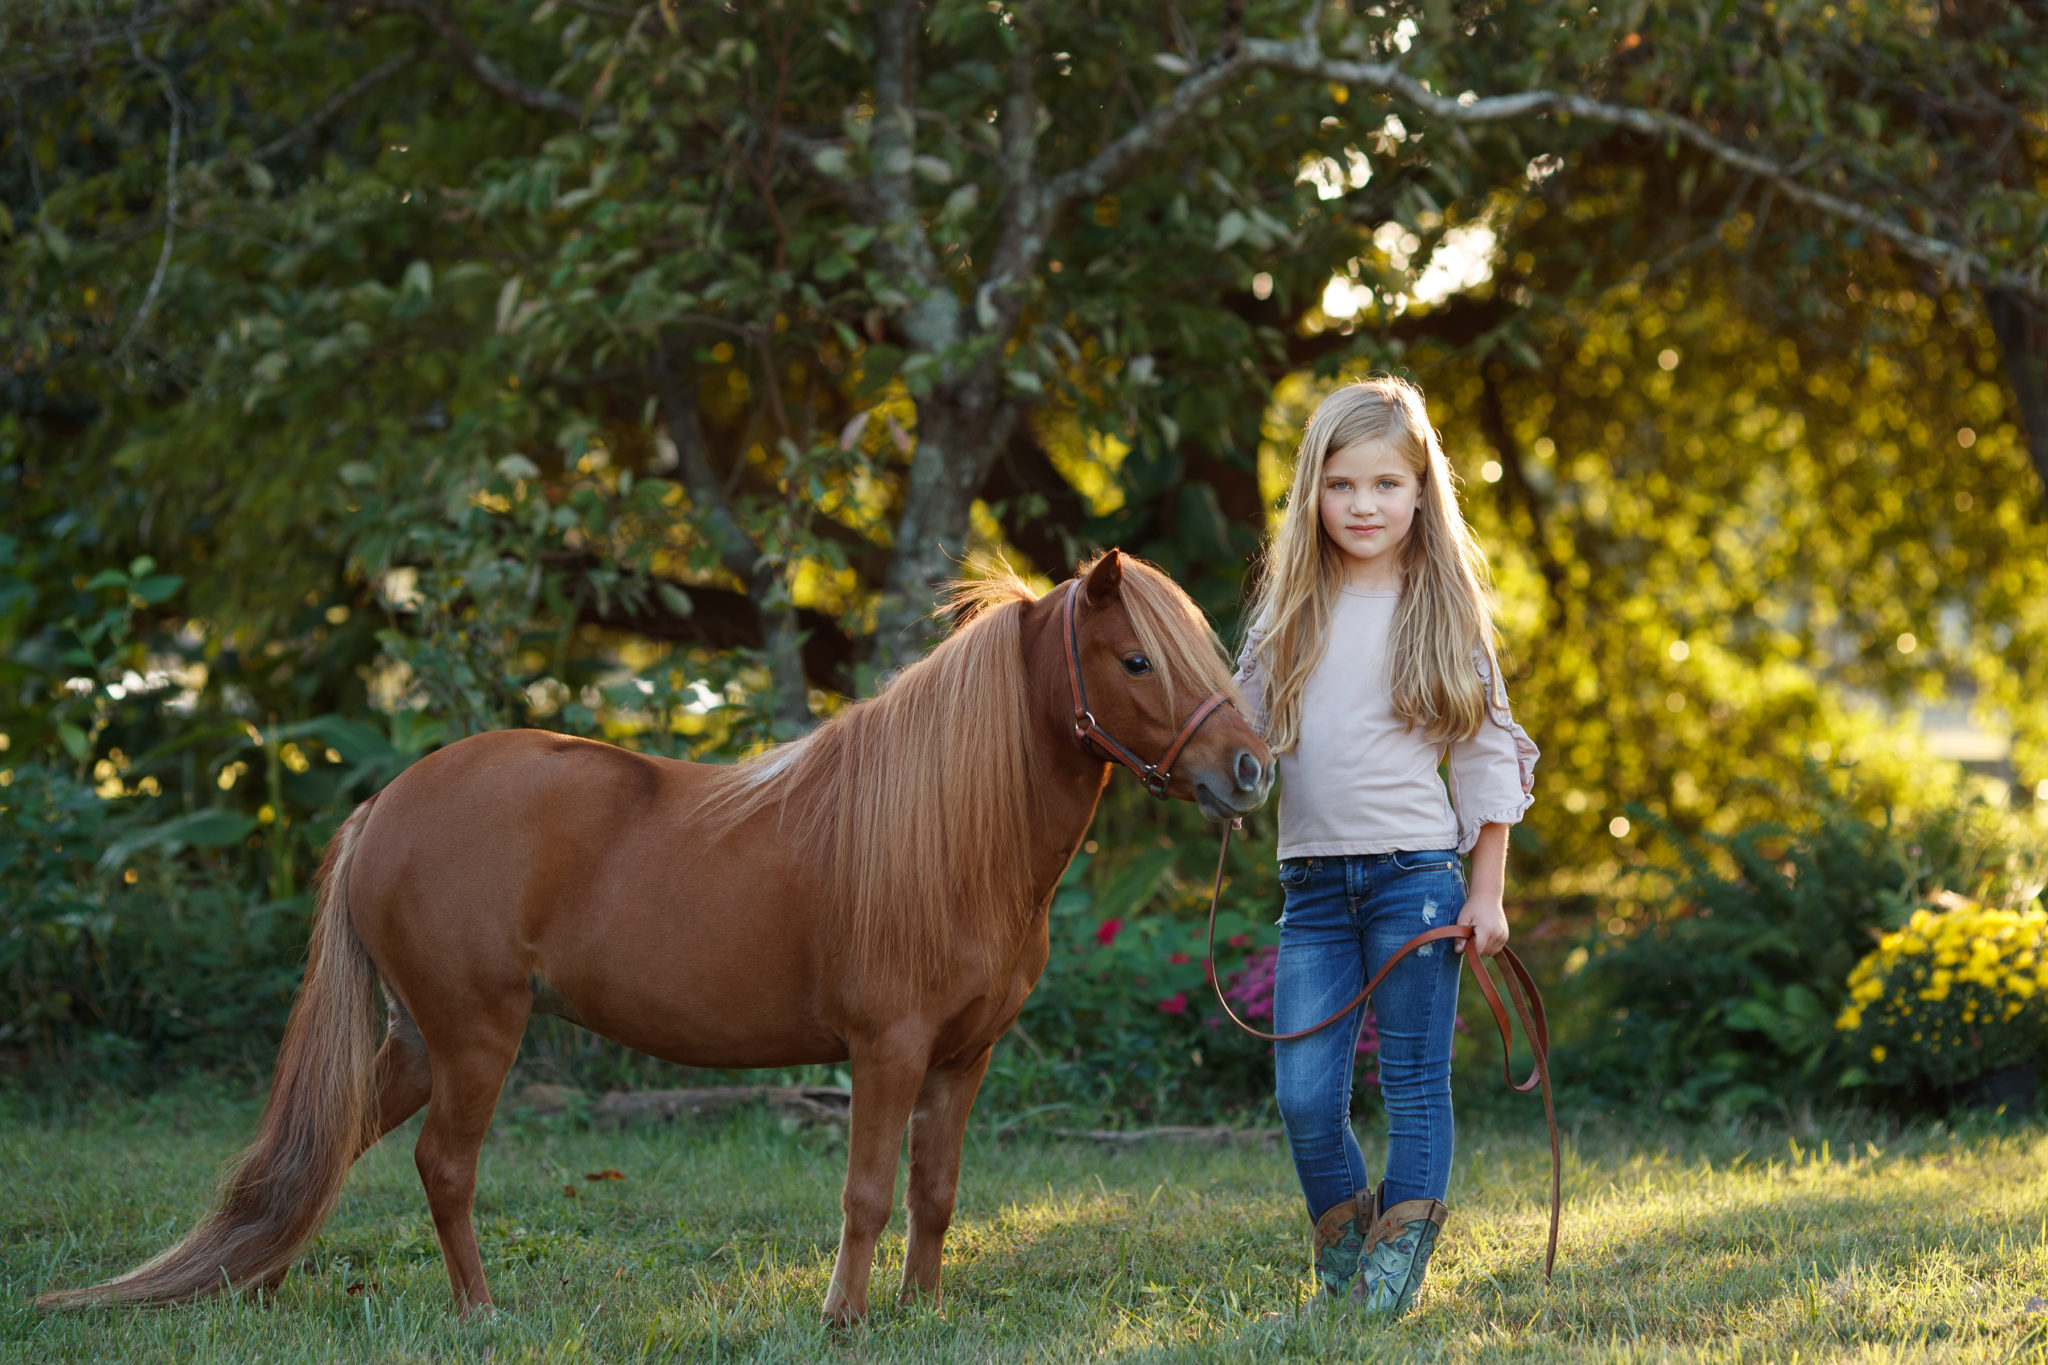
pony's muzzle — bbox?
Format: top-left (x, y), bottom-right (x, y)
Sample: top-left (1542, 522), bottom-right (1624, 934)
top-left (1193, 747), bottom-right (1272, 821)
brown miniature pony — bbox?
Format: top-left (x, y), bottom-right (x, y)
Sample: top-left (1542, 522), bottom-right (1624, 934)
top-left (40, 550), bottom-right (1272, 1324)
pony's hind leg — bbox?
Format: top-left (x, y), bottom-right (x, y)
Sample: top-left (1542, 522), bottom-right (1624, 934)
top-left (413, 1008), bottom-right (527, 1317)
top-left (257, 994), bottom-right (436, 1298)
top-left (898, 1048), bottom-right (993, 1307)
top-left (366, 998), bottom-right (434, 1152)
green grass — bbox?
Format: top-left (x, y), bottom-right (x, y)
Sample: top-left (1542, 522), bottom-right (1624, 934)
top-left (4, 1087), bottom-right (2048, 1362)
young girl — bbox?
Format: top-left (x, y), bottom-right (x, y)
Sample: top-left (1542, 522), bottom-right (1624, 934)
top-left (1233, 376), bottom-right (1537, 1317)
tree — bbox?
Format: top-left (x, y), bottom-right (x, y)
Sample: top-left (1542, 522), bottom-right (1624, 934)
top-left (5, 0), bottom-right (2045, 877)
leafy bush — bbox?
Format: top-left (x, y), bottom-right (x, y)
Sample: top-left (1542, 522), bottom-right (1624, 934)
top-left (987, 837), bottom-right (1285, 1125)
top-left (1566, 774), bottom-right (2046, 1117)
top-left (1837, 895), bottom-right (2048, 1098)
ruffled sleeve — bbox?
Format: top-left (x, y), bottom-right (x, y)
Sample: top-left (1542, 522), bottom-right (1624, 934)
top-left (1446, 645), bottom-right (1539, 855)
top-left (1231, 625), bottom-right (1268, 738)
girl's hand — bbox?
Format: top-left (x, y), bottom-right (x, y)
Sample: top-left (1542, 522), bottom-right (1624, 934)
top-left (1455, 892), bottom-right (1510, 958)
top-left (1458, 823), bottom-right (1512, 957)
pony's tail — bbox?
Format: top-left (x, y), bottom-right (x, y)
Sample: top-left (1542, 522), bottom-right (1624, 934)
top-left (39, 797), bottom-right (384, 1311)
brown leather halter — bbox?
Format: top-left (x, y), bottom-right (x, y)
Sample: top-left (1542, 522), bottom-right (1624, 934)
top-left (1201, 822), bottom-right (1562, 1281)
top-left (1062, 579), bottom-right (1234, 798)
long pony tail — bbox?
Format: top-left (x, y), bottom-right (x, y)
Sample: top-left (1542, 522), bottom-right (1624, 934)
top-left (39, 796), bottom-right (384, 1311)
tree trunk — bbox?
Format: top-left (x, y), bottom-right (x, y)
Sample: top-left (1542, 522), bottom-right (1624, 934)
top-left (869, 382), bottom-right (1024, 670)
top-left (1985, 288), bottom-right (2048, 508)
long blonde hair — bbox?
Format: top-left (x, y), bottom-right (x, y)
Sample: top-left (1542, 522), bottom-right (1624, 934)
top-left (1246, 376), bottom-right (1497, 753)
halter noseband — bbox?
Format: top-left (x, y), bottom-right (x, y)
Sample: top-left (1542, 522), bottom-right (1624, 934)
top-left (1061, 579), bottom-right (1233, 798)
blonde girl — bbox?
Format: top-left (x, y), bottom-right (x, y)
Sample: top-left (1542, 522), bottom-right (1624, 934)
top-left (1233, 376), bottom-right (1537, 1316)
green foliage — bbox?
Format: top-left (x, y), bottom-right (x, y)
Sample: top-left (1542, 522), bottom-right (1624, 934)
top-left (993, 844), bottom-right (1280, 1125)
top-left (0, 759), bottom-right (316, 1075)
top-left (1568, 774), bottom-right (2047, 1118)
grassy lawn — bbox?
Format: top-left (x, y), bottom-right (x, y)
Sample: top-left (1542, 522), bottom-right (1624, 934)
top-left (4, 1088), bottom-right (2047, 1362)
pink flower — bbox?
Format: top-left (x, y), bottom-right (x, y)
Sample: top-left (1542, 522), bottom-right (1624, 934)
top-left (1228, 933), bottom-right (1249, 949)
top-left (1095, 919), bottom-right (1123, 947)
top-left (1157, 992), bottom-right (1188, 1015)
top-left (1169, 952), bottom-right (1191, 965)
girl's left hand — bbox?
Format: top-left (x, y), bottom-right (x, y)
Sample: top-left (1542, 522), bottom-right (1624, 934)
top-left (1455, 893), bottom-right (1510, 957)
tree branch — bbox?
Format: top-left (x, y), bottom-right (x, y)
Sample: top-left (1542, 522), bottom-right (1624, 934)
top-left (1229, 34), bottom-right (2043, 302)
top-left (116, 34), bottom-right (182, 365)
top-left (979, 10), bottom-right (1045, 334)
top-left (653, 349), bottom-right (756, 585)
top-left (577, 580), bottom-right (857, 693)
top-left (1039, 46), bottom-right (1256, 220)
top-left (1985, 290), bottom-right (2048, 498)
top-left (652, 341), bottom-right (815, 729)
top-left (866, 0), bottom-right (958, 353)
top-left (1040, 29), bottom-right (2042, 304)
top-left (371, 0), bottom-right (607, 123)
top-left (976, 418), bottom-right (1092, 574)
top-left (237, 49), bottom-right (418, 164)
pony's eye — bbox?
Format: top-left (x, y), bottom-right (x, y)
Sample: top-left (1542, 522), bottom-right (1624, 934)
top-left (1121, 655), bottom-right (1152, 676)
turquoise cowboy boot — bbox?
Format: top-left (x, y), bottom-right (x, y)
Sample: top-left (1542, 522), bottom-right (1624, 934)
top-left (1350, 1181), bottom-right (1449, 1316)
top-left (1310, 1196), bottom-right (1367, 1298)
top-left (1275, 1195), bottom-right (1366, 1319)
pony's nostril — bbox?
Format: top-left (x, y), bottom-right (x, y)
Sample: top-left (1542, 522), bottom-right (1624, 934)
top-left (1234, 749), bottom-right (1262, 792)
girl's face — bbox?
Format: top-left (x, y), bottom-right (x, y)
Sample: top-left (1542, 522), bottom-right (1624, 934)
top-left (1318, 439), bottom-right (1420, 586)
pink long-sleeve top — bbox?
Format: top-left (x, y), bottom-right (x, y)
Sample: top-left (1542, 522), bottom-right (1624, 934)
top-left (1232, 586), bottom-right (1538, 860)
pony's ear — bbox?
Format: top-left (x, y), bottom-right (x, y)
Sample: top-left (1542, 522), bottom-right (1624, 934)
top-left (1083, 549), bottom-right (1123, 605)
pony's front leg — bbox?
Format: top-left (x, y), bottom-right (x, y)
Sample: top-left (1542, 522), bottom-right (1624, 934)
top-left (822, 1032), bottom-right (929, 1326)
top-left (899, 1047), bottom-right (992, 1307)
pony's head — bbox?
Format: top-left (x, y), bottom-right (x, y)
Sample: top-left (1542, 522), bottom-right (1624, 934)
top-left (1052, 550), bottom-right (1272, 821)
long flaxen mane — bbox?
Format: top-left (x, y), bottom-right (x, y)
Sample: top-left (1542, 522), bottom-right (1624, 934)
top-left (699, 567), bottom-right (1043, 984)
top-left (700, 553), bottom-right (1238, 985)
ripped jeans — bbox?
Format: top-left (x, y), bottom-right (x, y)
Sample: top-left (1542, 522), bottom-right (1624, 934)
top-left (1272, 851), bottom-right (1465, 1223)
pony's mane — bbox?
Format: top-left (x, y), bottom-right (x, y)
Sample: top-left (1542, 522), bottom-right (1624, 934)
top-left (698, 554), bottom-right (1238, 987)
top-left (698, 566), bottom-right (1043, 984)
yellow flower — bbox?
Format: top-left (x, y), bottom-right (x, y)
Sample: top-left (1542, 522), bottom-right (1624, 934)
top-left (1870, 1045), bottom-right (1887, 1063)
top-left (1836, 1007), bottom-right (1862, 1032)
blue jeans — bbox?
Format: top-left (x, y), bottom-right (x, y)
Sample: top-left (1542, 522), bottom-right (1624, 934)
top-left (1273, 851), bottom-right (1465, 1223)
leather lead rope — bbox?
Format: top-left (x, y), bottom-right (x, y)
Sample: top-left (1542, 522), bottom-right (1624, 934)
top-left (1202, 822), bottom-right (1561, 1281)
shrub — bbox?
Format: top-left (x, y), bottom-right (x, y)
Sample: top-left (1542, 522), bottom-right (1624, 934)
top-left (987, 839), bottom-right (1283, 1125)
top-left (1836, 895), bottom-right (2048, 1097)
top-left (1567, 773), bottom-right (2046, 1117)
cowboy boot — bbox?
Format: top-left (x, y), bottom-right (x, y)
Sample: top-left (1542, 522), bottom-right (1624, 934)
top-left (1304, 1195), bottom-right (1367, 1305)
top-left (1349, 1181), bottom-right (1449, 1316)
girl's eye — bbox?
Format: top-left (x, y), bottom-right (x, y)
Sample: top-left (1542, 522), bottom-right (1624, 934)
top-left (1121, 655), bottom-right (1153, 676)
